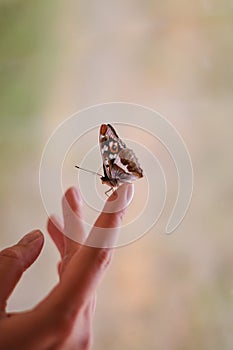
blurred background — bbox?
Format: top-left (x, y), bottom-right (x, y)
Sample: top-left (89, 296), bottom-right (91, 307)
top-left (1, 0), bottom-right (233, 349)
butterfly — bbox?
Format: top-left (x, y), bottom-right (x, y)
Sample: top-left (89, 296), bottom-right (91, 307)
top-left (76, 124), bottom-right (143, 195)
top-left (99, 124), bottom-right (143, 194)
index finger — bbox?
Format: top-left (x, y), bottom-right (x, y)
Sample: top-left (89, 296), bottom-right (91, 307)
top-left (48, 184), bottom-right (133, 316)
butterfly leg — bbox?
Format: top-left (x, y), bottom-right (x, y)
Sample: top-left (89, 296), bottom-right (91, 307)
top-left (105, 187), bottom-right (115, 197)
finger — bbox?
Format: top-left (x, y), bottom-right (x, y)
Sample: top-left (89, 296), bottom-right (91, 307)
top-left (0, 230), bottom-right (44, 311)
top-left (62, 187), bottom-right (86, 254)
top-left (47, 215), bottom-right (65, 258)
top-left (60, 187), bottom-right (86, 274)
top-left (46, 184), bottom-right (133, 320)
top-left (87, 182), bottom-right (134, 248)
top-left (48, 188), bottom-right (86, 275)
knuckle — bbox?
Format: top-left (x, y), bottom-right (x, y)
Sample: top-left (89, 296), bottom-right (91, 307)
top-left (0, 246), bottom-right (23, 266)
top-left (120, 208), bottom-right (126, 219)
top-left (83, 302), bottom-right (92, 320)
top-left (113, 209), bottom-right (126, 223)
top-left (95, 248), bottom-right (112, 270)
top-left (106, 211), bottom-right (124, 227)
top-left (57, 261), bottom-right (63, 277)
top-left (79, 332), bottom-right (92, 350)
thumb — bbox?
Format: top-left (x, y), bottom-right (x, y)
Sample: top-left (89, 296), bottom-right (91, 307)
top-left (0, 230), bottom-right (44, 311)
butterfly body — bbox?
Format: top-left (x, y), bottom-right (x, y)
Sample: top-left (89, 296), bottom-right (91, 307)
top-left (99, 124), bottom-right (143, 192)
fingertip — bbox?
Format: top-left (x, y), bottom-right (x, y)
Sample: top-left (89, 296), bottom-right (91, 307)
top-left (63, 187), bottom-right (83, 213)
top-left (66, 187), bottom-right (83, 204)
top-left (18, 229), bottom-right (44, 246)
top-left (91, 184), bottom-right (134, 237)
top-left (121, 183), bottom-right (134, 204)
top-left (105, 183), bottom-right (134, 213)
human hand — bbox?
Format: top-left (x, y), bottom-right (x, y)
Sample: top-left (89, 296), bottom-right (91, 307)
top-left (0, 183), bottom-right (133, 350)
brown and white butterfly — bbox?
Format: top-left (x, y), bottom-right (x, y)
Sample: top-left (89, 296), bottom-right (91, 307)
top-left (76, 124), bottom-right (143, 195)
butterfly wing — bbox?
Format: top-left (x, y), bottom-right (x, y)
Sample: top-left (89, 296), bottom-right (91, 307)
top-left (99, 124), bottom-right (143, 187)
top-left (114, 148), bottom-right (143, 180)
top-left (99, 124), bottom-right (123, 181)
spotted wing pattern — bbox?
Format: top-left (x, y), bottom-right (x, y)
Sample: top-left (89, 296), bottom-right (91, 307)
top-left (99, 124), bottom-right (143, 189)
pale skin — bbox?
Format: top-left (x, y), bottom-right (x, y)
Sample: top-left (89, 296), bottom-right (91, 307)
top-left (0, 183), bottom-right (133, 350)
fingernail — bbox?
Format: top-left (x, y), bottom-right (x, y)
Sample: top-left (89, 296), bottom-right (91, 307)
top-left (118, 183), bottom-right (134, 207)
top-left (18, 230), bottom-right (43, 245)
top-left (104, 183), bottom-right (134, 214)
top-left (125, 183), bottom-right (134, 205)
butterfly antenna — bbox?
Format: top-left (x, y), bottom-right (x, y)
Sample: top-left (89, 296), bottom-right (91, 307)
top-left (75, 166), bottom-right (102, 177)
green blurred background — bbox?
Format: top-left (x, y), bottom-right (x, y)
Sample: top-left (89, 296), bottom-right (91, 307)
top-left (1, 1), bottom-right (233, 349)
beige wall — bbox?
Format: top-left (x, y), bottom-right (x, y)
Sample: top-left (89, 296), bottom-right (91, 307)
top-left (1, 1), bottom-right (233, 349)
